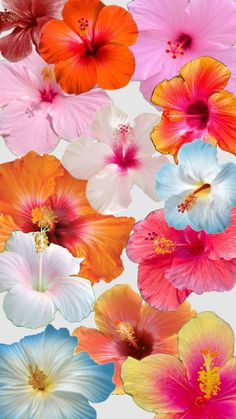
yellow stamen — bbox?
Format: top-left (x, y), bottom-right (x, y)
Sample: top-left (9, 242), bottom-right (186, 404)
top-left (163, 109), bottom-right (184, 122)
top-left (34, 231), bottom-right (49, 254)
top-left (197, 348), bottom-right (221, 400)
top-left (78, 17), bottom-right (89, 37)
top-left (28, 364), bottom-right (48, 392)
top-left (31, 205), bottom-right (57, 230)
top-left (41, 66), bottom-right (55, 81)
top-left (153, 237), bottom-right (176, 255)
top-left (115, 321), bottom-right (139, 350)
top-left (178, 183), bottom-right (211, 213)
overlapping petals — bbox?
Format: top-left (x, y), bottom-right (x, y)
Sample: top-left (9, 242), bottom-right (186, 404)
top-left (39, 0), bottom-right (138, 94)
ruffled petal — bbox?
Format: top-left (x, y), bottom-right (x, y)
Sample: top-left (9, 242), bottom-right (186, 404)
top-left (73, 327), bottom-right (119, 362)
top-left (152, 76), bottom-right (189, 111)
top-left (178, 312), bottom-right (234, 388)
top-left (0, 28), bottom-right (32, 61)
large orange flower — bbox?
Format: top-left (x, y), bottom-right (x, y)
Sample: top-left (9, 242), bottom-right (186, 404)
top-left (151, 57), bottom-right (236, 161)
top-left (0, 152), bottom-right (134, 284)
top-left (38, 0), bottom-right (138, 94)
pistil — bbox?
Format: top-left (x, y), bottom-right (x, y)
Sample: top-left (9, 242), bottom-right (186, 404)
top-left (115, 321), bottom-right (140, 350)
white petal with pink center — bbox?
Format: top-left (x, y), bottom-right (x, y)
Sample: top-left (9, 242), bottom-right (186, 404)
top-left (0, 231), bottom-right (94, 328)
top-left (62, 105), bottom-right (168, 214)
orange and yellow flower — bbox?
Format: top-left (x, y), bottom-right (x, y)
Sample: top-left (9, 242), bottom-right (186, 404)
top-left (73, 284), bottom-right (195, 393)
top-left (0, 152), bottom-right (134, 284)
top-left (39, 0), bottom-right (138, 94)
top-left (151, 56), bottom-right (236, 161)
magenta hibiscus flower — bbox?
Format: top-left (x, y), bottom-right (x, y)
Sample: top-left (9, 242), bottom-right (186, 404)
top-left (127, 209), bottom-right (236, 311)
top-left (129, 0), bottom-right (236, 101)
top-left (0, 0), bottom-right (65, 61)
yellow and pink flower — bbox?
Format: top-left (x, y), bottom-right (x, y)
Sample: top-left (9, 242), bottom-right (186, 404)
top-left (122, 312), bottom-right (236, 418)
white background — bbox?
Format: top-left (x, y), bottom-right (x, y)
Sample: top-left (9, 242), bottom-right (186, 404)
top-left (0, 0), bottom-right (236, 418)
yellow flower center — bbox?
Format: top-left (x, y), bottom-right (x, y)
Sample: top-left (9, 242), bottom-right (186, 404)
top-left (115, 321), bottom-right (139, 350)
top-left (41, 67), bottom-right (55, 82)
top-left (197, 348), bottom-right (221, 401)
top-left (178, 183), bottom-right (211, 213)
top-left (153, 237), bottom-right (176, 255)
top-left (31, 205), bottom-right (57, 230)
top-left (78, 17), bottom-right (89, 37)
top-left (28, 364), bottom-right (48, 392)
top-left (34, 231), bottom-right (49, 253)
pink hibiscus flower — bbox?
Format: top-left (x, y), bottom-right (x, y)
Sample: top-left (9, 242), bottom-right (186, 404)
top-left (0, 49), bottom-right (111, 155)
top-left (129, 0), bottom-right (236, 101)
top-left (127, 209), bottom-right (236, 310)
top-left (0, 0), bottom-right (65, 61)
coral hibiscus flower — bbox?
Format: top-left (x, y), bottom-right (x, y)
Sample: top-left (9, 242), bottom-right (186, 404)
top-left (39, 0), bottom-right (138, 94)
top-left (129, 0), bottom-right (236, 102)
top-left (0, 50), bottom-right (110, 155)
top-left (0, 0), bottom-right (64, 61)
top-left (122, 312), bottom-right (236, 418)
top-left (73, 284), bottom-right (195, 393)
top-left (127, 208), bottom-right (236, 310)
top-left (0, 152), bottom-right (134, 284)
top-left (151, 57), bottom-right (236, 160)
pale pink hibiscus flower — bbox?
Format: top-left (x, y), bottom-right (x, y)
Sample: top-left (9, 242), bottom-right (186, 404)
top-left (129, 0), bottom-right (236, 101)
top-left (127, 209), bottom-right (236, 310)
top-left (0, 49), bottom-right (111, 155)
top-left (0, 0), bottom-right (65, 61)
top-left (62, 105), bottom-right (167, 214)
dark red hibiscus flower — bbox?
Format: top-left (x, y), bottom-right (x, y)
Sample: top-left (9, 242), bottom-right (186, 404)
top-left (0, 0), bottom-right (65, 61)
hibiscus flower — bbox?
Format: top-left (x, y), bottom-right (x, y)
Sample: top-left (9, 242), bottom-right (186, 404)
top-left (151, 57), bottom-right (236, 159)
top-left (0, 152), bottom-right (134, 284)
top-left (0, 50), bottom-right (110, 155)
top-left (121, 312), bottom-right (236, 419)
top-left (0, 231), bottom-right (94, 328)
top-left (38, 0), bottom-right (138, 94)
top-left (73, 284), bottom-right (195, 393)
top-left (127, 208), bottom-right (236, 310)
top-left (129, 0), bottom-right (236, 101)
top-left (0, 0), bottom-right (64, 61)
top-left (156, 140), bottom-right (236, 234)
top-left (62, 105), bottom-right (167, 214)
top-left (0, 325), bottom-right (115, 418)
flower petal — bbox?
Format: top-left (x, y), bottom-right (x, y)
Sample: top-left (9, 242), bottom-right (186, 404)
top-left (178, 312), bottom-right (234, 388)
top-left (50, 89), bottom-right (111, 140)
top-left (0, 215), bottom-right (18, 252)
top-left (134, 156), bottom-right (168, 201)
top-left (156, 164), bottom-right (193, 200)
top-left (86, 165), bottom-right (134, 214)
top-left (0, 100), bottom-right (59, 155)
top-left (138, 262), bottom-right (191, 311)
top-left (0, 28), bottom-right (32, 61)
top-left (133, 112), bottom-right (162, 156)
top-left (95, 44), bottom-right (135, 90)
top-left (62, 0), bottom-right (104, 36)
top-left (62, 136), bottom-right (111, 179)
top-left (3, 284), bottom-right (55, 328)
top-left (90, 104), bottom-right (128, 146)
top-left (0, 252), bottom-right (31, 292)
top-left (208, 90), bottom-right (236, 155)
top-left (121, 355), bottom-right (193, 414)
top-left (94, 284), bottom-right (142, 337)
top-left (151, 76), bottom-right (189, 111)
top-left (94, 5), bottom-right (138, 46)
top-left (47, 277), bottom-right (94, 322)
top-left (206, 208), bottom-right (236, 260)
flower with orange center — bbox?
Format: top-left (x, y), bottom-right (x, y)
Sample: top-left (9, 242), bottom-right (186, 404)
top-left (0, 152), bottom-right (134, 284)
top-left (151, 56), bottom-right (236, 160)
top-left (73, 284), bottom-right (195, 393)
top-left (122, 312), bottom-right (236, 419)
top-left (38, 0), bottom-right (138, 94)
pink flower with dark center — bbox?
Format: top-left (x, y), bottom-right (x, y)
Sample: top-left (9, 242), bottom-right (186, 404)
top-left (127, 209), bottom-right (236, 310)
top-left (62, 105), bottom-right (167, 214)
top-left (0, 0), bottom-right (65, 61)
top-left (0, 49), bottom-right (111, 155)
top-left (129, 0), bottom-right (236, 101)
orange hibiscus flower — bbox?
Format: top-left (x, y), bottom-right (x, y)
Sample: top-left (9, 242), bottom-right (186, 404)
top-left (0, 152), bottom-right (134, 284)
top-left (73, 284), bottom-right (196, 393)
top-left (151, 56), bottom-right (236, 161)
top-left (38, 0), bottom-right (138, 94)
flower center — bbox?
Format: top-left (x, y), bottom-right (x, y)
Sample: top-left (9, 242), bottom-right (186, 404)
top-left (178, 183), bottom-right (211, 213)
top-left (77, 16), bottom-right (94, 54)
top-left (166, 33), bottom-right (192, 59)
top-left (28, 364), bottom-right (48, 392)
top-left (32, 205), bottom-right (57, 230)
top-left (0, 10), bottom-right (18, 24)
top-left (186, 100), bottom-right (209, 129)
top-left (153, 237), bottom-right (176, 255)
top-left (196, 348), bottom-right (221, 404)
top-left (106, 124), bottom-right (140, 172)
top-left (115, 321), bottom-right (140, 350)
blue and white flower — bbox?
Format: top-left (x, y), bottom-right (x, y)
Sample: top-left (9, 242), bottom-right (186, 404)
top-left (0, 231), bottom-right (94, 328)
top-left (0, 325), bottom-right (115, 418)
top-left (156, 140), bottom-right (236, 233)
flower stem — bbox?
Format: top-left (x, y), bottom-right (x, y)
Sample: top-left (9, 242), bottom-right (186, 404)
top-left (38, 252), bottom-right (43, 292)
